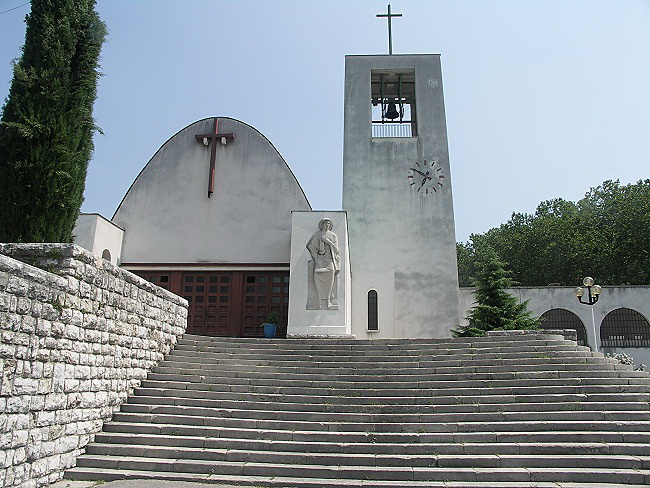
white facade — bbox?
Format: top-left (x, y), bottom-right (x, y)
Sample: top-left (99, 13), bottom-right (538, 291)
top-left (72, 213), bottom-right (124, 265)
top-left (112, 117), bottom-right (311, 265)
top-left (342, 55), bottom-right (460, 339)
top-left (71, 61), bottom-right (650, 354)
top-left (74, 117), bottom-right (313, 337)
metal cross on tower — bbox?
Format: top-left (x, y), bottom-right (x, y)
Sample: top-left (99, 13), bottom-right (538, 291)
top-left (194, 118), bottom-right (234, 198)
top-left (376, 4), bottom-right (402, 55)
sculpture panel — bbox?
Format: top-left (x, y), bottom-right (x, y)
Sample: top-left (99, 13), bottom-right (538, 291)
top-left (306, 218), bottom-right (339, 310)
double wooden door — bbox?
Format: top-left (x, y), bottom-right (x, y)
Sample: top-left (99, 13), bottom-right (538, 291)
top-left (137, 270), bottom-right (289, 337)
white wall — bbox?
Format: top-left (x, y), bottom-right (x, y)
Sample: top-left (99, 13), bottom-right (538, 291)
top-left (343, 55), bottom-right (460, 339)
top-left (73, 213), bottom-right (124, 265)
top-left (460, 286), bottom-right (650, 367)
top-left (113, 118), bottom-right (311, 264)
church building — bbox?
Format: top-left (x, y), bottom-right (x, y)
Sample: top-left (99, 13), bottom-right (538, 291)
top-left (96, 117), bottom-right (310, 337)
top-left (73, 48), bottom-right (650, 364)
top-left (75, 52), bottom-right (463, 340)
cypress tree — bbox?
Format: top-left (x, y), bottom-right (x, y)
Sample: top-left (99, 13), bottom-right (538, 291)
top-left (452, 248), bottom-right (540, 337)
top-left (0, 0), bottom-right (106, 242)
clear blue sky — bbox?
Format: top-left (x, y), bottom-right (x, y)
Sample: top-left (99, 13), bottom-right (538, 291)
top-left (1, 0), bottom-right (649, 242)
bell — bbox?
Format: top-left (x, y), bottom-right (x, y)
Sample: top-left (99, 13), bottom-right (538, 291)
top-left (385, 102), bottom-right (400, 120)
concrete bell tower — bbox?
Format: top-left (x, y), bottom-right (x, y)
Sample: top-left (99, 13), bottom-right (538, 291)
top-left (342, 54), bottom-right (460, 339)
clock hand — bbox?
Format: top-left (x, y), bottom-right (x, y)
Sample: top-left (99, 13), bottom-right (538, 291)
top-left (410, 168), bottom-right (426, 177)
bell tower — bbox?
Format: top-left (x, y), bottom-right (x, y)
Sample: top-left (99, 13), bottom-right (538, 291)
top-left (342, 54), bottom-right (460, 338)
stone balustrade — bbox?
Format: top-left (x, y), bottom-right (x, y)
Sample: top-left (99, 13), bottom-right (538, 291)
top-left (0, 244), bottom-right (188, 488)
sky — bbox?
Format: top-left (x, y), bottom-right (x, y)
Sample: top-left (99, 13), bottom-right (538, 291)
top-left (1, 0), bottom-right (649, 242)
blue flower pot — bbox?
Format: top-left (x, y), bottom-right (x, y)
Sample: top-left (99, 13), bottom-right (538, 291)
top-left (263, 323), bottom-right (277, 339)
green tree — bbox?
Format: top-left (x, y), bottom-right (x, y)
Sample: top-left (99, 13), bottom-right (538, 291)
top-left (577, 180), bottom-right (650, 284)
top-left (0, 0), bottom-right (106, 242)
top-left (456, 242), bottom-right (477, 287)
top-left (457, 180), bottom-right (650, 287)
top-left (452, 248), bottom-right (541, 337)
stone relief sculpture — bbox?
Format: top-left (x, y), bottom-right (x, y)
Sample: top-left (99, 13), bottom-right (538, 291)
top-left (306, 218), bottom-right (340, 310)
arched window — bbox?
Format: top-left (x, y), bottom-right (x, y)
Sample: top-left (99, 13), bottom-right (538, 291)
top-left (601, 308), bottom-right (650, 347)
top-left (101, 249), bottom-right (111, 261)
top-left (539, 309), bottom-right (587, 346)
top-left (368, 290), bottom-right (378, 331)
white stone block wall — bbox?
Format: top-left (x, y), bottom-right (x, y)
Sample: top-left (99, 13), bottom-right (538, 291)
top-left (0, 244), bottom-right (188, 488)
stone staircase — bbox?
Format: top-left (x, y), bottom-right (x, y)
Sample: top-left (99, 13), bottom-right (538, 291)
top-left (65, 332), bottom-right (650, 487)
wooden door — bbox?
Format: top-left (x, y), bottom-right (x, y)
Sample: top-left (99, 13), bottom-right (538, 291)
top-left (135, 270), bottom-right (289, 337)
top-left (182, 272), bottom-right (242, 336)
top-left (241, 272), bottom-right (290, 337)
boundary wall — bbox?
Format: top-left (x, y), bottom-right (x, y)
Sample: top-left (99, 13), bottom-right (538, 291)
top-left (0, 244), bottom-right (188, 488)
top-left (460, 286), bottom-right (650, 366)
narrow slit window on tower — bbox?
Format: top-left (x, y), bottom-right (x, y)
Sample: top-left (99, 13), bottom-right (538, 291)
top-left (371, 70), bottom-right (416, 138)
top-left (368, 290), bottom-right (378, 331)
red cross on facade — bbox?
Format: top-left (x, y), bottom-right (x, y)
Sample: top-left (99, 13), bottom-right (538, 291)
top-left (194, 118), bottom-right (235, 198)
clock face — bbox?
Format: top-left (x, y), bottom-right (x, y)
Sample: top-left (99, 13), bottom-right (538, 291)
top-left (407, 159), bottom-right (444, 194)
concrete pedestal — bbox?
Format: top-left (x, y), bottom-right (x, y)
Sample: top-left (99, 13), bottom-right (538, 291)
top-left (287, 211), bottom-right (352, 337)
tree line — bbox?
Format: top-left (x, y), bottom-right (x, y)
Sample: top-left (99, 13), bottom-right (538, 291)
top-left (457, 179), bottom-right (650, 287)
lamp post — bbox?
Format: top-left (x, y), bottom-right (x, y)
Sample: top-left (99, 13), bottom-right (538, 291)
top-left (574, 277), bottom-right (602, 351)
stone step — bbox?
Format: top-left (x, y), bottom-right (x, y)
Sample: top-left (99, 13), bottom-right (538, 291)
top-left (70, 455), bottom-right (650, 484)
top-left (150, 360), bottom-right (632, 377)
top-left (132, 385), bottom-right (650, 406)
top-left (126, 394), bottom-right (650, 415)
top-left (149, 367), bottom-right (650, 388)
top-left (162, 352), bottom-right (599, 369)
top-left (100, 421), bottom-right (650, 445)
top-left (107, 411), bottom-right (650, 435)
top-left (141, 375), bottom-right (650, 397)
top-left (92, 433), bottom-right (650, 457)
top-left (166, 348), bottom-right (612, 367)
top-left (66, 334), bottom-right (650, 487)
top-left (66, 466), bottom-right (650, 487)
top-left (142, 379), bottom-right (650, 398)
top-left (157, 355), bottom-right (596, 377)
top-left (171, 342), bottom-right (589, 357)
top-left (178, 333), bottom-right (571, 346)
top-left (120, 403), bottom-right (650, 424)
top-left (84, 443), bottom-right (650, 470)
top-left (151, 363), bottom-right (649, 382)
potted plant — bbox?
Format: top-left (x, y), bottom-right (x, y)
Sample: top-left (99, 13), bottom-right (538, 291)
top-left (262, 311), bottom-right (280, 338)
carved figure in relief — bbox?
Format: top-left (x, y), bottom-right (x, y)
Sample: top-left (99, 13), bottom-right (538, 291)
top-left (306, 218), bottom-right (340, 310)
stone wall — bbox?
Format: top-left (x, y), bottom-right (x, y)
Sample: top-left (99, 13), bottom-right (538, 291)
top-left (0, 244), bottom-right (188, 488)
top-left (487, 328), bottom-right (578, 342)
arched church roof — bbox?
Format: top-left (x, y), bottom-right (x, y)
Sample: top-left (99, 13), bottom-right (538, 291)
top-left (113, 117), bottom-right (311, 264)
